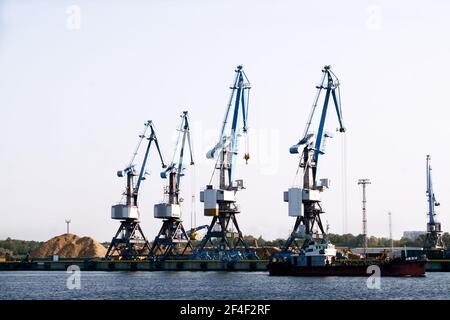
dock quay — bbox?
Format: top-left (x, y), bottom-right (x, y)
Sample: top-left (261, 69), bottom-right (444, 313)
top-left (1, 259), bottom-right (450, 272)
top-left (0, 259), bottom-right (269, 272)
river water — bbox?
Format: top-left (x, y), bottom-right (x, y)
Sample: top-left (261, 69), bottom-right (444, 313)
top-left (1, 271), bottom-right (449, 300)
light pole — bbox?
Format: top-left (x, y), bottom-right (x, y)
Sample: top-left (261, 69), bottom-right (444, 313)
top-left (388, 211), bottom-right (393, 252)
top-left (358, 179), bottom-right (371, 257)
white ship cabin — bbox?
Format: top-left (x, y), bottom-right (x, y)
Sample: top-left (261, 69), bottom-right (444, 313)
top-left (304, 240), bottom-right (337, 258)
top-left (290, 240), bottom-right (337, 267)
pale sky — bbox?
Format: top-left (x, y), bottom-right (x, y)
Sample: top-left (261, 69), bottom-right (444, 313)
top-left (1, 0), bottom-right (449, 242)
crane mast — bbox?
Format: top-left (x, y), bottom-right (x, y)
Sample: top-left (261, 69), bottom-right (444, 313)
top-left (424, 155), bottom-right (445, 250)
top-left (197, 65), bottom-right (252, 255)
top-left (150, 111), bottom-right (195, 258)
top-left (284, 65), bottom-right (345, 251)
top-left (106, 120), bottom-right (166, 260)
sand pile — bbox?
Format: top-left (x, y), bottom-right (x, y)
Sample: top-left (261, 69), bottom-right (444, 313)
top-left (254, 246), bottom-right (281, 259)
top-left (31, 234), bottom-right (107, 258)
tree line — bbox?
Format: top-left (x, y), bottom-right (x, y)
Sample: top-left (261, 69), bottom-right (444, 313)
top-left (2, 233), bottom-right (450, 257)
top-left (0, 238), bottom-right (43, 258)
top-left (242, 232), bottom-right (450, 248)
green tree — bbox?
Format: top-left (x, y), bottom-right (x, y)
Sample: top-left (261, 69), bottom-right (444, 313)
top-left (0, 239), bottom-right (43, 257)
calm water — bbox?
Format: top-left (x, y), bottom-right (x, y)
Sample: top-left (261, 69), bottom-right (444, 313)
top-left (0, 271), bottom-right (449, 300)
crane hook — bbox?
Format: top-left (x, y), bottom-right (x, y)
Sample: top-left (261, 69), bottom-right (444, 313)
top-left (244, 153), bottom-right (250, 164)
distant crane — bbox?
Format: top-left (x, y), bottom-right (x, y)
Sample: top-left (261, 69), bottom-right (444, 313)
top-left (358, 178), bottom-right (371, 257)
top-left (424, 155), bottom-right (445, 250)
top-left (284, 65), bottom-right (345, 251)
top-left (388, 211), bottom-right (393, 252)
top-left (105, 120), bottom-right (166, 260)
top-left (197, 65), bottom-right (251, 253)
top-left (150, 111), bottom-right (195, 258)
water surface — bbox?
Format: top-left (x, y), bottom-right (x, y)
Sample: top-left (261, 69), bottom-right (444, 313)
top-left (1, 271), bottom-right (449, 300)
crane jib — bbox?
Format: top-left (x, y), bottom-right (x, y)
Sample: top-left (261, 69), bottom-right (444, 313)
top-left (426, 155), bottom-right (436, 225)
top-left (207, 66), bottom-right (250, 188)
top-left (229, 77), bottom-right (244, 184)
top-left (135, 124), bottom-right (166, 198)
top-left (292, 66), bottom-right (346, 184)
top-left (313, 84), bottom-right (331, 167)
top-left (161, 111), bottom-right (195, 198)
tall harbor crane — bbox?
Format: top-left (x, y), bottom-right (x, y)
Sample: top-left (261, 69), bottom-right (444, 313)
top-left (150, 111), bottom-right (195, 258)
top-left (197, 65), bottom-right (251, 254)
top-left (283, 65), bottom-right (345, 251)
top-left (106, 120), bottom-right (166, 259)
top-left (424, 155), bottom-right (445, 251)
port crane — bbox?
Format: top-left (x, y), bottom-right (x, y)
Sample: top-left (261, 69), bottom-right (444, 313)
top-left (284, 65), bottom-right (345, 251)
top-left (150, 111), bottom-right (195, 258)
top-left (106, 120), bottom-right (166, 259)
top-left (424, 155), bottom-right (445, 250)
top-left (197, 65), bottom-right (251, 254)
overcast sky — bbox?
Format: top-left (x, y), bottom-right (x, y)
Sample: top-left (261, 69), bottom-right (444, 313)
top-left (1, 0), bottom-right (449, 242)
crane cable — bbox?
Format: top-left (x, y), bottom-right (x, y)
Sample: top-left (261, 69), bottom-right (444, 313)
top-left (244, 132), bottom-right (250, 164)
top-left (190, 161), bottom-right (197, 233)
top-left (327, 68), bottom-right (348, 234)
top-left (128, 122), bottom-right (150, 169)
top-left (170, 123), bottom-right (183, 167)
top-left (341, 131), bottom-right (348, 234)
top-left (244, 86), bottom-right (251, 164)
top-left (208, 155), bottom-right (220, 185)
top-left (148, 121), bottom-right (168, 203)
top-left (292, 155), bottom-right (302, 187)
top-left (189, 125), bottom-right (197, 232)
top-left (118, 123), bottom-right (150, 205)
top-left (334, 73), bottom-right (348, 234)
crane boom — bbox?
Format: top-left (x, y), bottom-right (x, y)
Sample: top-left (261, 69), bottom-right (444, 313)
top-left (160, 111), bottom-right (195, 203)
top-left (135, 121), bottom-right (166, 197)
top-left (290, 65), bottom-right (345, 185)
top-left (206, 65), bottom-right (250, 188)
top-left (426, 155), bottom-right (438, 224)
top-left (116, 120), bottom-right (166, 207)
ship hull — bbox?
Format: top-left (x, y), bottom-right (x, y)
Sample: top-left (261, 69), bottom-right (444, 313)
top-left (268, 259), bottom-right (427, 277)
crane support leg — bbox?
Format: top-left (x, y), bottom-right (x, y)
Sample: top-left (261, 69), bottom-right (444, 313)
top-left (284, 208), bottom-right (326, 252)
top-left (105, 219), bottom-right (150, 260)
top-left (149, 218), bottom-right (193, 259)
top-left (197, 213), bottom-right (248, 252)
